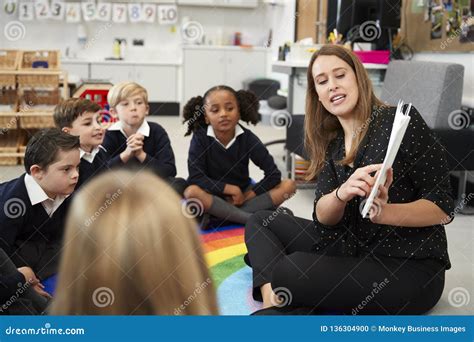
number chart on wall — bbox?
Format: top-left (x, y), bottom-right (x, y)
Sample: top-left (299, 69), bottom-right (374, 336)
top-left (3, 0), bottom-right (178, 25)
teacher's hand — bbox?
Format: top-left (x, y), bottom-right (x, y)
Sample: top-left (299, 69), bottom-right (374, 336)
top-left (369, 167), bottom-right (393, 224)
top-left (338, 164), bottom-right (383, 202)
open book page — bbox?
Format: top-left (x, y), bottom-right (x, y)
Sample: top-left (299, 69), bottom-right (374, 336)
top-left (361, 101), bottom-right (412, 218)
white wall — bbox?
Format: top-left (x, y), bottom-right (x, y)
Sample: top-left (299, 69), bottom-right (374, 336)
top-left (0, 1), bottom-right (295, 74)
top-left (413, 52), bottom-right (474, 107)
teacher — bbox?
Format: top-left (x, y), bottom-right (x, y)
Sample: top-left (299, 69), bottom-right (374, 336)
top-left (245, 45), bottom-right (454, 315)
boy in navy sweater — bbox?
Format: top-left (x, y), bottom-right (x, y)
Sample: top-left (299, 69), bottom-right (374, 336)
top-left (54, 98), bottom-right (108, 189)
top-left (183, 85), bottom-right (296, 225)
top-left (0, 129), bottom-right (80, 284)
top-left (102, 81), bottom-right (186, 195)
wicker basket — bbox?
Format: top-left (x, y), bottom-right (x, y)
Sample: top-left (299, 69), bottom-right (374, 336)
top-left (17, 74), bottom-right (59, 87)
top-left (20, 50), bottom-right (60, 70)
top-left (0, 130), bottom-right (20, 165)
top-left (0, 50), bottom-right (20, 70)
top-left (0, 113), bottom-right (18, 130)
top-left (19, 112), bottom-right (55, 129)
top-left (0, 88), bottom-right (18, 112)
top-left (21, 89), bottom-right (60, 110)
top-left (17, 130), bottom-right (29, 165)
top-left (0, 74), bottom-right (16, 87)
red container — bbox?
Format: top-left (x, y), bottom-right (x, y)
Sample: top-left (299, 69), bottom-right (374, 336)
top-left (354, 50), bottom-right (390, 64)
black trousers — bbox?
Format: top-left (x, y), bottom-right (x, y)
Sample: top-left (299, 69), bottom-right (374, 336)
top-left (167, 177), bottom-right (187, 197)
top-left (245, 211), bottom-right (446, 315)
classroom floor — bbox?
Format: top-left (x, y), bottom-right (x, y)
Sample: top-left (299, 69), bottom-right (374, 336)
top-left (1, 116), bottom-right (472, 315)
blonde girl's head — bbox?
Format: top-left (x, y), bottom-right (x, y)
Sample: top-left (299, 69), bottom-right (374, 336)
top-left (50, 170), bottom-right (218, 315)
top-left (304, 44), bottom-right (384, 180)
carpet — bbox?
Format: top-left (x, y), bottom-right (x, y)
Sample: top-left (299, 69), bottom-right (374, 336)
top-left (201, 224), bottom-right (261, 315)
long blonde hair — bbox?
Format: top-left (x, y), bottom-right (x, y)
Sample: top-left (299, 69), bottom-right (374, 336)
top-left (304, 45), bottom-right (383, 180)
top-left (50, 170), bottom-right (218, 315)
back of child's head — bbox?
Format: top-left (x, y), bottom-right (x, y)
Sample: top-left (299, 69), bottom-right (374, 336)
top-left (53, 98), bottom-right (102, 129)
top-left (107, 81), bottom-right (148, 109)
top-left (24, 128), bottom-right (80, 174)
top-left (50, 169), bottom-right (218, 315)
top-left (182, 85), bottom-right (260, 136)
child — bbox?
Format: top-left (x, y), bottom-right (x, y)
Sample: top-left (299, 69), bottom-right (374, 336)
top-left (0, 129), bottom-right (80, 282)
top-left (102, 81), bottom-right (186, 195)
top-left (49, 170), bottom-right (218, 315)
top-left (183, 85), bottom-right (296, 225)
top-left (53, 98), bottom-right (108, 189)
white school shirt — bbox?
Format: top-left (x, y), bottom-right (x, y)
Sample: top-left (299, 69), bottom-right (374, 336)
top-left (108, 120), bottom-right (150, 138)
top-left (80, 146), bottom-right (105, 163)
top-left (206, 125), bottom-right (244, 150)
top-left (24, 174), bottom-right (68, 217)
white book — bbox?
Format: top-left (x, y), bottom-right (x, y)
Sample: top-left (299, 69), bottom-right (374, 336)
top-left (361, 100), bottom-right (412, 218)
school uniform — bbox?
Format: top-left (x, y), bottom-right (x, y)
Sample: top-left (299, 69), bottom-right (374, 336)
top-left (76, 146), bottom-right (109, 189)
top-left (246, 105), bottom-right (454, 314)
top-left (187, 124), bottom-right (282, 196)
top-left (0, 248), bottom-right (49, 315)
top-left (0, 174), bottom-right (71, 280)
top-left (102, 120), bottom-right (186, 195)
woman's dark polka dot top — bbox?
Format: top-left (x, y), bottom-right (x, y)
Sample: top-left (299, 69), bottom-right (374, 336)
top-left (312, 105), bottom-right (454, 269)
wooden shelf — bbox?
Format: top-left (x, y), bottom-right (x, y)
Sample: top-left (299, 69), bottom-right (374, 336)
top-left (0, 50), bottom-right (68, 165)
top-left (0, 69), bottom-right (63, 75)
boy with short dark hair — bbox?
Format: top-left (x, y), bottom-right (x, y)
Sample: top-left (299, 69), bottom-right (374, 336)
top-left (0, 129), bottom-right (80, 283)
top-left (54, 98), bottom-right (108, 188)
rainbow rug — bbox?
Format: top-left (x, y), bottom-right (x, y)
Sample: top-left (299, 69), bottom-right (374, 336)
top-left (201, 224), bottom-right (262, 315)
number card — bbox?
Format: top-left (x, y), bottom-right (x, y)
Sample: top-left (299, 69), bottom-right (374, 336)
top-left (157, 4), bottom-right (177, 25)
top-left (65, 2), bottom-right (80, 23)
top-left (35, 0), bottom-right (50, 20)
top-left (112, 3), bottom-right (126, 23)
top-left (96, 2), bottom-right (111, 22)
top-left (3, 0), bottom-right (18, 16)
top-left (128, 3), bottom-right (142, 23)
top-left (142, 3), bottom-right (156, 23)
top-left (81, 0), bottom-right (96, 22)
top-left (19, 1), bottom-right (34, 21)
top-left (50, 0), bottom-right (65, 20)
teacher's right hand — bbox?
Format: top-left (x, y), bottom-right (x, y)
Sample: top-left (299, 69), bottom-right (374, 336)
top-left (337, 164), bottom-right (383, 202)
